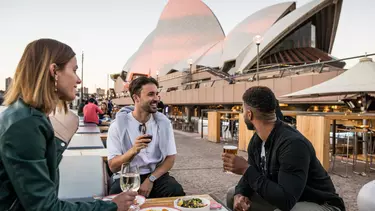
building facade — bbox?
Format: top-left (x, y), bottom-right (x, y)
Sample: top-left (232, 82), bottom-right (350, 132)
top-left (5, 77), bottom-right (12, 92)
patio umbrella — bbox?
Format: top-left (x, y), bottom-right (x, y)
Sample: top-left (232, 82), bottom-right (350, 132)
top-left (281, 57), bottom-right (375, 174)
top-left (281, 57), bottom-right (375, 99)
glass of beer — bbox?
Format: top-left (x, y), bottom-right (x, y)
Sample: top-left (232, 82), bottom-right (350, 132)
top-left (223, 145), bottom-right (238, 173)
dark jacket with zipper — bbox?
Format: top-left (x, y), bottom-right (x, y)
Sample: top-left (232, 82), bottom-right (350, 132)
top-left (235, 120), bottom-right (345, 211)
top-left (0, 99), bottom-right (117, 211)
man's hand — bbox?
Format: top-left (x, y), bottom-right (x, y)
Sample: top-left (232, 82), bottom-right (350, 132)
top-left (138, 178), bottom-right (154, 197)
top-left (112, 191), bottom-right (138, 211)
top-left (234, 194), bottom-right (251, 211)
top-left (222, 153), bottom-right (249, 175)
top-left (131, 135), bottom-right (152, 154)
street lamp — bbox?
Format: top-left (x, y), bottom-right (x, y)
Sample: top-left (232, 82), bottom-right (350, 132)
top-left (253, 35), bottom-right (263, 82)
top-left (81, 50), bottom-right (84, 104)
top-left (187, 58), bottom-right (193, 73)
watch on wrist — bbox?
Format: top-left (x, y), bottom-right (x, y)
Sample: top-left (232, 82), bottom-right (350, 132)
top-left (148, 174), bottom-right (157, 183)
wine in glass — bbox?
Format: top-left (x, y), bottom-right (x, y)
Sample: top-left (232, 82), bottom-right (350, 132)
top-left (120, 163), bottom-right (141, 210)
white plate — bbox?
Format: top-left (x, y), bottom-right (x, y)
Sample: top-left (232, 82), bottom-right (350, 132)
top-left (140, 206), bottom-right (180, 211)
top-left (174, 197), bottom-right (210, 211)
top-left (102, 194), bottom-right (146, 206)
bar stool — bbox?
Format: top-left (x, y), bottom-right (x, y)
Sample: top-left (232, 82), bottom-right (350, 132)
top-left (331, 126), bottom-right (354, 177)
top-left (354, 124), bottom-right (371, 176)
top-left (369, 128), bottom-right (375, 171)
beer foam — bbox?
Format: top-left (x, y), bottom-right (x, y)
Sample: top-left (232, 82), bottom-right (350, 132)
top-left (223, 145), bottom-right (238, 150)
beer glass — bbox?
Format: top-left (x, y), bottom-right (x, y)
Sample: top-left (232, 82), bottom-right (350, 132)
top-left (223, 145), bottom-right (238, 173)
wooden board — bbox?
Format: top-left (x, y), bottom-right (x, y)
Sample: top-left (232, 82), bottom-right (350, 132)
top-left (207, 112), bottom-right (220, 143)
top-left (100, 121), bottom-right (111, 126)
top-left (238, 115), bottom-right (254, 152)
top-left (297, 115), bottom-right (330, 170)
top-left (99, 126), bottom-right (109, 133)
top-left (100, 133), bottom-right (108, 141)
top-left (325, 114), bottom-right (375, 120)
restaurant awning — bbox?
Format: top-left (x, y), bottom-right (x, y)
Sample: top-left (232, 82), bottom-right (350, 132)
top-left (281, 57), bottom-right (375, 98)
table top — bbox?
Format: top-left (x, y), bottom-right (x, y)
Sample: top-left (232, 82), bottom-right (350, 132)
top-left (76, 126), bottom-right (101, 134)
top-left (141, 194), bottom-right (229, 211)
top-left (79, 122), bottom-right (97, 127)
top-left (80, 148), bottom-right (108, 161)
top-left (68, 134), bottom-right (104, 149)
top-left (58, 155), bottom-right (105, 201)
top-left (63, 148), bottom-right (108, 156)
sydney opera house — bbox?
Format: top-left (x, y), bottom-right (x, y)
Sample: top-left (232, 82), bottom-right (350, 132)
top-left (111, 0), bottom-right (346, 117)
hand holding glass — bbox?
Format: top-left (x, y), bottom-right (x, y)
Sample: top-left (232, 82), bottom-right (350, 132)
top-left (120, 163), bottom-right (141, 210)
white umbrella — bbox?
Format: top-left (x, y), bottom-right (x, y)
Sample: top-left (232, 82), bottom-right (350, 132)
top-left (282, 57), bottom-right (375, 98)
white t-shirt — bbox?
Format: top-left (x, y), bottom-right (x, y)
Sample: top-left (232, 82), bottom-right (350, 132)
top-left (107, 112), bottom-right (177, 175)
top-left (127, 113), bottom-right (163, 174)
top-left (261, 141), bottom-right (267, 172)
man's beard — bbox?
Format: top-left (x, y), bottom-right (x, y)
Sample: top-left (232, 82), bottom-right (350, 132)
top-left (244, 117), bottom-right (255, 130)
top-left (142, 103), bottom-right (157, 114)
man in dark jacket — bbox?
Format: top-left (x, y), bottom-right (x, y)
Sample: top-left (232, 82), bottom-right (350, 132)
top-left (223, 86), bottom-right (345, 211)
top-left (157, 96), bottom-right (165, 113)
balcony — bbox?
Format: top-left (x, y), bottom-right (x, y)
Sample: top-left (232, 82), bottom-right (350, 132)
top-left (112, 69), bottom-right (344, 106)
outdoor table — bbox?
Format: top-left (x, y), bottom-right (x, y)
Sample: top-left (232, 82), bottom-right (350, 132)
top-left (100, 121), bottom-right (111, 126)
top-left (141, 194), bottom-right (229, 211)
top-left (100, 133), bottom-right (108, 148)
top-left (79, 121), bottom-right (97, 127)
top-left (62, 148), bottom-right (108, 162)
top-left (62, 150), bottom-right (82, 156)
top-left (80, 148), bottom-right (108, 162)
top-left (76, 126), bottom-right (100, 134)
top-left (58, 155), bottom-right (106, 202)
top-left (98, 126), bottom-right (109, 132)
top-left (68, 134), bottom-right (104, 149)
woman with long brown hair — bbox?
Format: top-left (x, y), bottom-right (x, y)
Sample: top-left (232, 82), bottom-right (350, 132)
top-left (0, 39), bottom-right (136, 211)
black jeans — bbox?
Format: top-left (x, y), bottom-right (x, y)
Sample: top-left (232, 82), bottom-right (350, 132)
top-left (109, 172), bottom-right (185, 198)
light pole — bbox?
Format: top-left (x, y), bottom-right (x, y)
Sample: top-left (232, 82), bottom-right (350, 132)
top-left (106, 73), bottom-right (109, 99)
top-left (187, 58), bottom-right (193, 73)
top-left (253, 35), bottom-right (262, 82)
top-left (156, 70), bottom-right (159, 81)
top-left (81, 50), bottom-right (84, 103)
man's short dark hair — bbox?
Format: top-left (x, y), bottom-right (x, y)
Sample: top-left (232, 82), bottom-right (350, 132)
top-left (242, 86), bottom-right (277, 120)
top-left (129, 76), bottom-right (159, 102)
top-left (88, 98), bottom-right (96, 103)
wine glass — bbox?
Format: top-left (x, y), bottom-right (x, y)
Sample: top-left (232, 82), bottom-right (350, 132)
top-left (139, 124), bottom-right (152, 153)
top-left (120, 163), bottom-right (141, 211)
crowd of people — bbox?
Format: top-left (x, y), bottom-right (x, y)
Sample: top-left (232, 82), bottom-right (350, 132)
top-left (0, 38), bottom-right (346, 211)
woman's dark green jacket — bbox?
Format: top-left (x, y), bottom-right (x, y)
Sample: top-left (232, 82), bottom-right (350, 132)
top-left (0, 99), bottom-right (117, 210)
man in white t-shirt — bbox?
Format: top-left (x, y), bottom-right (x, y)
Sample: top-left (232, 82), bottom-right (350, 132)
top-left (107, 76), bottom-right (185, 198)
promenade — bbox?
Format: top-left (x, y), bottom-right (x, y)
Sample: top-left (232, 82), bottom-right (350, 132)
top-left (171, 130), bottom-right (375, 211)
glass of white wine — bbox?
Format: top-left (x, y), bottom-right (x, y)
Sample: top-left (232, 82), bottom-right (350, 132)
top-left (120, 163), bottom-right (141, 211)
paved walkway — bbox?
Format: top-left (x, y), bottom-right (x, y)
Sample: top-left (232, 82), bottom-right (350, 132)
top-left (170, 130), bottom-right (375, 211)
top-left (170, 130), bottom-right (246, 204)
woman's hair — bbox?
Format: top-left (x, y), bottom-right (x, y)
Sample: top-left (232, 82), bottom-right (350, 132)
top-left (100, 102), bottom-right (108, 112)
top-left (4, 38), bottom-right (75, 114)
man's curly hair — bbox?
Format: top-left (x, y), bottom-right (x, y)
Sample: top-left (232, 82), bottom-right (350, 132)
top-left (242, 86), bottom-right (277, 121)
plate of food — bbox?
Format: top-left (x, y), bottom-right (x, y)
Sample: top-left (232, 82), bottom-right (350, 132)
top-left (140, 207), bottom-right (180, 211)
top-left (174, 197), bottom-right (210, 211)
top-left (102, 194), bottom-right (146, 206)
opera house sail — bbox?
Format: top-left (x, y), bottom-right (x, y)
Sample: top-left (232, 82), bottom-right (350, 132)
top-left (112, 0), bottom-right (344, 111)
